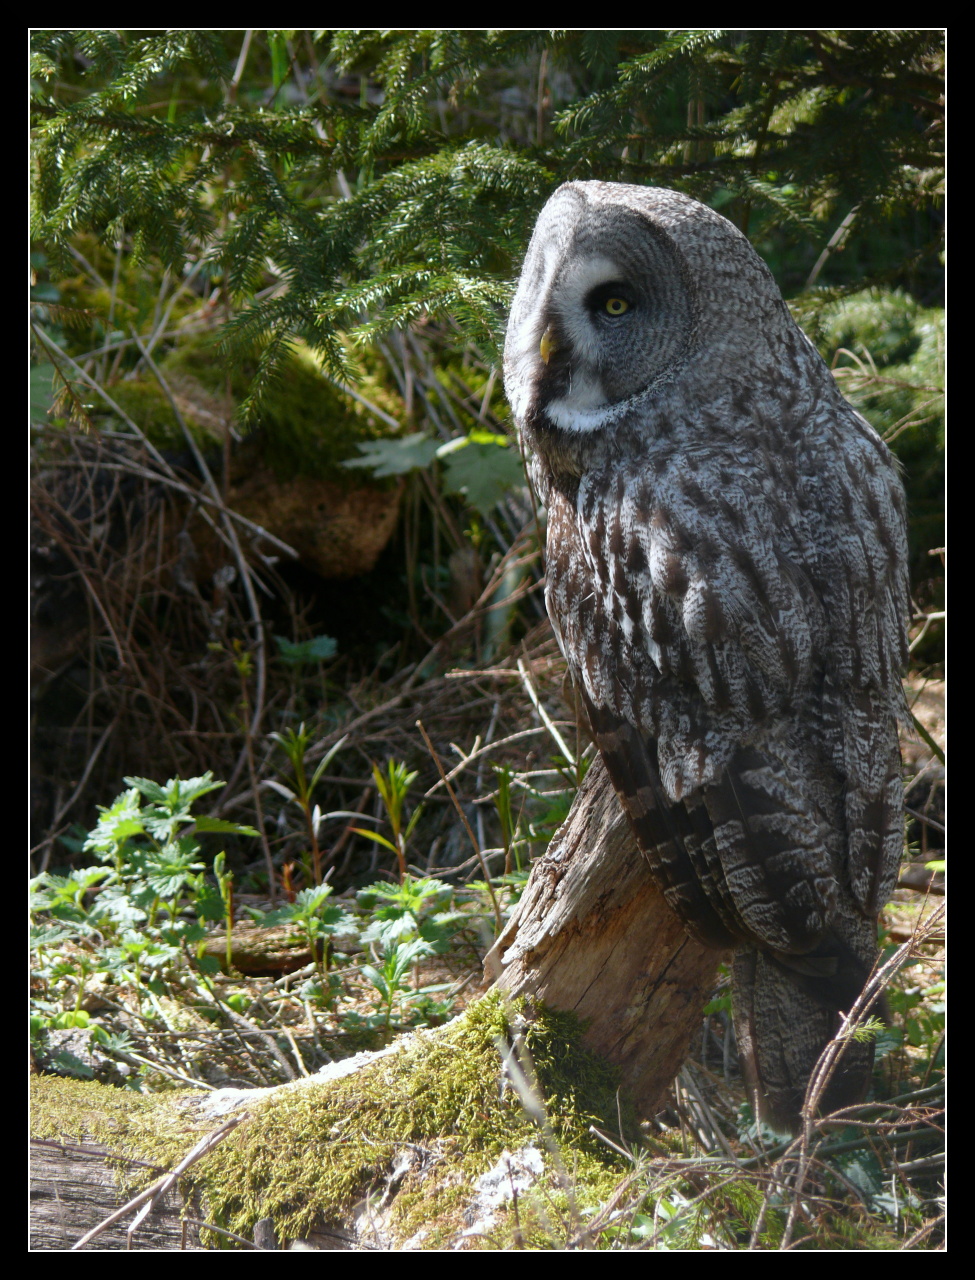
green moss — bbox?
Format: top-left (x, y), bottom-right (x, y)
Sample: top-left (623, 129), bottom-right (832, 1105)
top-left (104, 378), bottom-right (199, 450)
top-left (33, 1010), bottom-right (855, 1251)
top-left (48, 234), bottom-right (202, 346)
top-left (160, 336), bottom-right (405, 483)
top-left (191, 994), bottom-right (633, 1247)
top-left (30, 1074), bottom-right (209, 1191)
top-left (56, 326), bottom-right (408, 483)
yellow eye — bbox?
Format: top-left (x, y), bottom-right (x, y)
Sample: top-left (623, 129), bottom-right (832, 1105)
top-left (604, 297), bottom-right (629, 316)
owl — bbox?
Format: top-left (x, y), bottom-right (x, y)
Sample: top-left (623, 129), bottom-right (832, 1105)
top-left (504, 182), bottom-right (909, 1132)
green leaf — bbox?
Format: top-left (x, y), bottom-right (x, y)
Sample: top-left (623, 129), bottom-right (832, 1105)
top-left (121, 777), bottom-right (169, 805)
top-left (84, 789), bottom-right (146, 853)
top-left (53, 1009), bottom-right (91, 1029)
top-left (360, 913), bottom-right (419, 947)
top-left (350, 828), bottom-right (400, 854)
top-left (292, 885), bottom-right (335, 914)
top-left (90, 1027), bottom-right (134, 1052)
top-left (910, 713), bottom-right (945, 766)
top-left (268, 31), bottom-right (289, 90)
top-left (193, 817), bottom-right (261, 837)
top-left (274, 635), bottom-right (339, 665)
top-left (131, 838), bottom-right (204, 900)
top-left (194, 884), bottom-right (227, 923)
top-left (360, 964), bottom-right (392, 1001)
top-left (51, 1051), bottom-right (95, 1079)
top-left (164, 920), bottom-right (207, 945)
top-left (92, 887), bottom-right (147, 929)
top-left (126, 773), bottom-right (226, 811)
top-left (342, 433), bottom-right (440, 477)
top-left (31, 922), bottom-right (81, 948)
top-left (439, 439), bottom-right (526, 517)
top-left (309, 735), bottom-right (348, 790)
top-left (31, 362), bottom-right (58, 419)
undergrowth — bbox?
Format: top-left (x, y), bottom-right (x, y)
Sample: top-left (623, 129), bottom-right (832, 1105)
top-left (31, 761), bottom-right (944, 1250)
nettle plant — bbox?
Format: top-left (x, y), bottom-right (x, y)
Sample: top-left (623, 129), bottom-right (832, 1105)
top-left (30, 775), bottom-right (259, 1036)
top-left (354, 876), bottom-right (471, 1029)
top-left (30, 767), bottom-right (499, 1079)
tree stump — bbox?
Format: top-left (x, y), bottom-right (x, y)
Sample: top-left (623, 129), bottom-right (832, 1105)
top-left (487, 755), bottom-right (721, 1111)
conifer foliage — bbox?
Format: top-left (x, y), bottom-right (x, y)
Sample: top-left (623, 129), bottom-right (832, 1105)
top-left (32, 29), bottom-right (943, 410)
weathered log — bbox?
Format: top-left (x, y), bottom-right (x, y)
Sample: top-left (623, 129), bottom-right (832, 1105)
top-left (199, 922), bottom-right (320, 975)
top-left (30, 1133), bottom-right (203, 1251)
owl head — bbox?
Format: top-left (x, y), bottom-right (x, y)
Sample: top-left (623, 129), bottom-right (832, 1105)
top-left (504, 182), bottom-right (791, 438)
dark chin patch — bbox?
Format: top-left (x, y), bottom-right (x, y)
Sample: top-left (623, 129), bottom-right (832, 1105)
top-left (524, 405), bottom-right (568, 440)
top-left (536, 341), bottom-right (571, 396)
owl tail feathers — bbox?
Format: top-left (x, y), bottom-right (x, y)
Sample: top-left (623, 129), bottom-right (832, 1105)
top-left (768, 929), bottom-right (873, 1013)
top-left (732, 947), bottom-right (876, 1135)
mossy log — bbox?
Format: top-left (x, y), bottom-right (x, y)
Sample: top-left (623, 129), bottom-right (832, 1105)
top-left (31, 758), bottom-right (720, 1251)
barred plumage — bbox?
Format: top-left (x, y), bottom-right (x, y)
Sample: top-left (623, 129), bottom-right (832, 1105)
top-left (504, 181), bottom-right (909, 1130)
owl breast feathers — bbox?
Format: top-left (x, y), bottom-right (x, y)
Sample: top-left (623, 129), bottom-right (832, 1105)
top-left (504, 181), bottom-right (909, 1131)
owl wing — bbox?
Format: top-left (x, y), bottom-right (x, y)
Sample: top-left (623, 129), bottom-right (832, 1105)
top-left (546, 406), bottom-right (907, 975)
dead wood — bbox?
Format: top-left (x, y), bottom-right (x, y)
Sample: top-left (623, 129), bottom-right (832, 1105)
top-left (30, 1137), bottom-right (204, 1251)
top-left (487, 754), bottom-right (721, 1113)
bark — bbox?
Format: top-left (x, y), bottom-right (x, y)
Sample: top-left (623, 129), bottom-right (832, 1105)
top-left (487, 755), bottom-right (721, 1113)
top-left (30, 1137), bottom-right (203, 1251)
top-left (31, 758), bottom-right (719, 1250)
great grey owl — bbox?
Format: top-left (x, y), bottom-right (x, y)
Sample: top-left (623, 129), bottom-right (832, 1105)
top-left (504, 181), bottom-right (909, 1131)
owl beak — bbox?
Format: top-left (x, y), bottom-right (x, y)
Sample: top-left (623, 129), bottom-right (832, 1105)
top-left (539, 326), bottom-right (558, 365)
